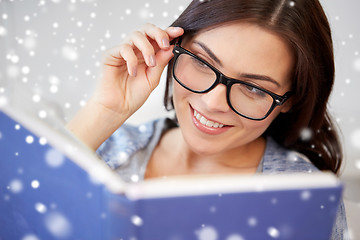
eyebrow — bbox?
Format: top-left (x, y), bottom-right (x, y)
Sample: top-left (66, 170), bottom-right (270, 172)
top-left (192, 40), bottom-right (281, 88)
top-left (239, 73), bottom-right (281, 88)
top-left (193, 41), bottom-right (223, 67)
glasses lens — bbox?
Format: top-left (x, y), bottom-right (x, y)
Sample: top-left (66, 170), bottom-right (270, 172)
top-left (174, 53), bottom-right (217, 92)
top-left (229, 83), bottom-right (274, 119)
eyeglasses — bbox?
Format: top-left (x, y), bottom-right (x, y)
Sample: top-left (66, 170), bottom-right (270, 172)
top-left (172, 38), bottom-right (293, 121)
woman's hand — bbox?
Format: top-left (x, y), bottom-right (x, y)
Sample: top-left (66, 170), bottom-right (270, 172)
top-left (93, 23), bottom-right (184, 118)
top-left (67, 24), bottom-right (184, 150)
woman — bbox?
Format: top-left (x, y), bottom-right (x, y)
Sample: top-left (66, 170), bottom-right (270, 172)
top-left (67, 0), bottom-right (348, 238)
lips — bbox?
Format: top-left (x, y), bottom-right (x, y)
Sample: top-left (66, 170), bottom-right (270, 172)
top-left (193, 109), bottom-right (225, 128)
top-left (190, 106), bottom-right (232, 135)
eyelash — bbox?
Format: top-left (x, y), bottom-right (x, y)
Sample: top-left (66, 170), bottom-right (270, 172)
top-left (192, 50), bottom-right (273, 92)
top-left (192, 51), bottom-right (215, 67)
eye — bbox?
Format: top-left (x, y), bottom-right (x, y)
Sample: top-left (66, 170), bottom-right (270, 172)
top-left (191, 56), bottom-right (209, 69)
top-left (189, 55), bottom-right (214, 76)
top-left (244, 85), bottom-right (267, 98)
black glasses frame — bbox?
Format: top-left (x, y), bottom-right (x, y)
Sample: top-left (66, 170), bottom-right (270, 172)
top-left (172, 37), bottom-right (293, 121)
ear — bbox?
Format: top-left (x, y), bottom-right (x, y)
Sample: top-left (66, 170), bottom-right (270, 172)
top-left (280, 99), bottom-right (293, 113)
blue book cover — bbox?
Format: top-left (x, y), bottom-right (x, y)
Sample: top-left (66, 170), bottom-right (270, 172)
top-left (0, 103), bottom-right (343, 240)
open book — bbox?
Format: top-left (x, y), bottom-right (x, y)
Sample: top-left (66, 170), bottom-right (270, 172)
top-left (0, 96), bottom-right (343, 240)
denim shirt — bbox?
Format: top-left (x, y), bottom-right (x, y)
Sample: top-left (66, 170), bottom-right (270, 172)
top-left (97, 118), bottom-right (348, 240)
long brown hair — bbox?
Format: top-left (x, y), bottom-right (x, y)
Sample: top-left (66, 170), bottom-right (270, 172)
top-left (164, 0), bottom-right (342, 174)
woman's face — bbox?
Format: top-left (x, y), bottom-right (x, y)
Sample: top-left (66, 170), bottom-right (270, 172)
top-left (172, 22), bottom-right (294, 155)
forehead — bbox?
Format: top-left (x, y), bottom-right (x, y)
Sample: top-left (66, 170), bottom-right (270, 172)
top-left (185, 22), bottom-right (294, 89)
top-left (192, 21), bottom-right (291, 51)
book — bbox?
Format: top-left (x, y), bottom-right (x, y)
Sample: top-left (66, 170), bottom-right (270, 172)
top-left (0, 97), bottom-right (343, 240)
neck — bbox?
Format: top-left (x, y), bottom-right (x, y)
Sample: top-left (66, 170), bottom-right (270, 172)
top-left (167, 128), bottom-right (266, 174)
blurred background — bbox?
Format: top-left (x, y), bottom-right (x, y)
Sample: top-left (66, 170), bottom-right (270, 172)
top-left (0, 0), bottom-right (359, 238)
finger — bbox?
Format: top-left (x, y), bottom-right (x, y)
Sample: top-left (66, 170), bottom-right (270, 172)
top-left (102, 45), bottom-right (126, 68)
top-left (119, 44), bottom-right (138, 77)
top-left (165, 27), bottom-right (184, 41)
top-left (129, 31), bottom-right (157, 67)
top-left (146, 46), bottom-right (175, 90)
top-left (141, 23), bottom-right (172, 50)
top-left (103, 44), bottom-right (138, 77)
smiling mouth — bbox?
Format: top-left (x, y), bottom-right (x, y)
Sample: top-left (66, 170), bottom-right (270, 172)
top-left (193, 109), bottom-right (226, 128)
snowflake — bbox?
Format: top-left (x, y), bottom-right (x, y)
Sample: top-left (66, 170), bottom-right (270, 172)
top-left (0, 25), bottom-right (6, 36)
top-left (196, 226), bottom-right (218, 240)
top-left (267, 227), bottom-right (280, 238)
top-left (44, 212), bottom-right (72, 238)
top-left (353, 58), bottom-right (360, 71)
top-left (131, 215), bottom-right (143, 226)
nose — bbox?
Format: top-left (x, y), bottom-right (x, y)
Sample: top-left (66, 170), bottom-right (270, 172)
top-left (201, 84), bottom-right (230, 112)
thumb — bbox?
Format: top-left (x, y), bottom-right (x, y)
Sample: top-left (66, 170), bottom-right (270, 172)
top-left (146, 46), bottom-right (174, 90)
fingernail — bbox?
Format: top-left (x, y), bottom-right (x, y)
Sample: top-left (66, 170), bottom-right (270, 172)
top-left (162, 38), bottom-right (170, 49)
top-left (149, 55), bottom-right (157, 67)
top-left (171, 27), bottom-right (183, 32)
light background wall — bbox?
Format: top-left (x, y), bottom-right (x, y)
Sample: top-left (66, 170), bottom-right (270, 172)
top-left (0, 0), bottom-right (359, 238)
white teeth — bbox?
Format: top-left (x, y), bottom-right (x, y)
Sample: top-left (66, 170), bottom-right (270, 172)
top-left (206, 120), bottom-right (214, 127)
top-left (200, 116), bottom-right (207, 125)
top-left (193, 110), bottom-right (225, 128)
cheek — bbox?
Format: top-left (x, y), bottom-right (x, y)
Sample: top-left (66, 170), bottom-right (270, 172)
top-left (254, 108), bottom-right (282, 131)
top-left (238, 109), bottom-right (281, 134)
top-left (172, 81), bottom-right (191, 108)
top-left (242, 119), bottom-right (271, 133)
